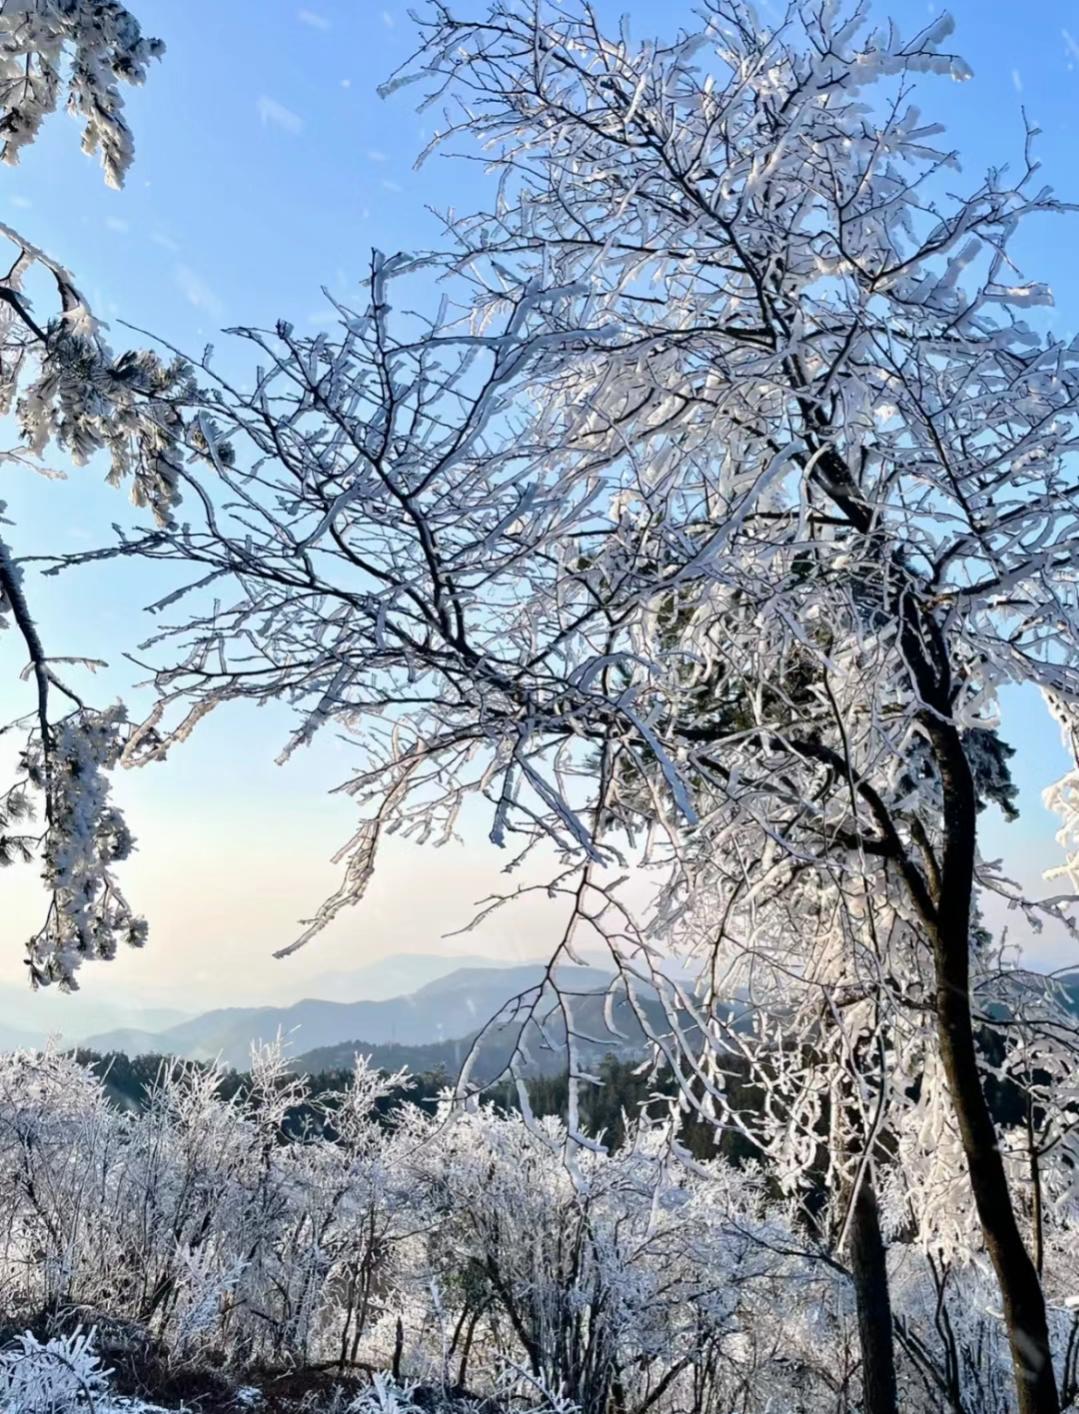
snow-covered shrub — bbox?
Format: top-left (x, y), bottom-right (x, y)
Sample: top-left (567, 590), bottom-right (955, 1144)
top-left (0, 1041), bottom-right (1071, 1411)
top-left (0, 1327), bottom-right (108, 1413)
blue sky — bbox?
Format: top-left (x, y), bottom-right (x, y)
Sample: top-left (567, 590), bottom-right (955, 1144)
top-left (3, 0), bottom-right (1079, 1010)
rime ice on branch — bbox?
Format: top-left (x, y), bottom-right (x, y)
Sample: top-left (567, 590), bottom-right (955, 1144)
top-left (0, 0), bottom-right (177, 986)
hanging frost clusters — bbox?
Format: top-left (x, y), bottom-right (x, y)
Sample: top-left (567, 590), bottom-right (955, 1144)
top-left (22, 705), bottom-right (145, 986)
top-left (0, 0), bottom-right (191, 988)
top-left (0, 0), bottom-right (164, 187)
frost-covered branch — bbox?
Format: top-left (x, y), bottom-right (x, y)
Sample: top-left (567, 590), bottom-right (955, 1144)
top-left (0, 1), bottom-right (179, 986)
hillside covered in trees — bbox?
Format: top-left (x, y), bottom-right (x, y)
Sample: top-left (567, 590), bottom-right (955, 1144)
top-left (0, 1039), bottom-right (1067, 1413)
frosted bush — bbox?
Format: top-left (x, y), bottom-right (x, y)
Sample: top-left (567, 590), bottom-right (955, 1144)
top-left (0, 1327), bottom-right (108, 1413)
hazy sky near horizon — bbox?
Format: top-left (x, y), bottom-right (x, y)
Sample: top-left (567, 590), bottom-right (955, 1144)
top-left (3, 0), bottom-right (1079, 1014)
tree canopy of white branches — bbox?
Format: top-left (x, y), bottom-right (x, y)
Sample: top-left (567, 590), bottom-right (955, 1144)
top-left (6, 2), bottom-right (1079, 1412)
top-left (59, 5), bottom-right (1079, 1406)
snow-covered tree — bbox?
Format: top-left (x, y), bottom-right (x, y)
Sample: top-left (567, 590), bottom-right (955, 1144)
top-left (0, 1), bottom-right (187, 988)
top-left (0, 1044), bottom-right (874, 1409)
top-left (48, 2), bottom-right (1079, 1407)
top-left (378, 5), bottom-right (1079, 1408)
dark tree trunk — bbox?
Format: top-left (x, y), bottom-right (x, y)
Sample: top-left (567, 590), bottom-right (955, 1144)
top-left (929, 720), bottom-right (1059, 1414)
top-left (775, 444), bottom-right (1059, 1410)
top-left (1027, 1096), bottom-right (1045, 1279)
top-left (848, 1172), bottom-right (899, 1414)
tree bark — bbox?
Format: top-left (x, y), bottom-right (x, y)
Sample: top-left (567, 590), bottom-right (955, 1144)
top-left (848, 1171), bottom-right (899, 1414)
top-left (929, 720), bottom-right (1059, 1414)
top-left (776, 398), bottom-right (1059, 1409)
top-left (1027, 1095), bottom-right (1045, 1279)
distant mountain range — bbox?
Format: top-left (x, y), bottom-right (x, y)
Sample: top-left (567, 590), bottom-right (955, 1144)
top-left (0, 985), bottom-right (192, 1054)
top-left (291, 983), bottom-right (676, 1084)
top-left (82, 962), bottom-right (623, 1072)
top-left (18, 953), bottom-right (1078, 1086)
top-left (298, 951), bottom-right (528, 1001)
top-left (0, 951), bottom-right (538, 1056)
